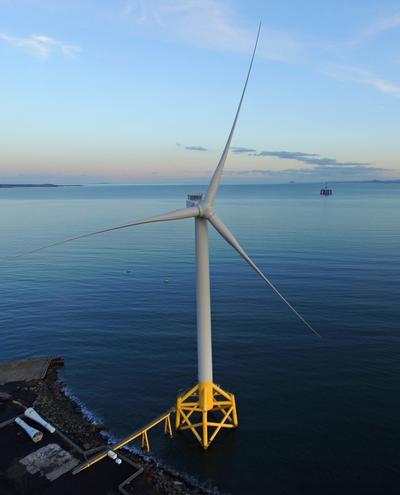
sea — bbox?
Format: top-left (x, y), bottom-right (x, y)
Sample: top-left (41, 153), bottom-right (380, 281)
top-left (1, 182), bottom-right (400, 494)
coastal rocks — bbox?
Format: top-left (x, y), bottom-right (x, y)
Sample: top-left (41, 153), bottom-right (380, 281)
top-left (31, 369), bottom-right (103, 451)
top-left (124, 459), bottom-right (220, 495)
top-left (17, 368), bottom-right (219, 494)
top-left (0, 392), bottom-right (12, 402)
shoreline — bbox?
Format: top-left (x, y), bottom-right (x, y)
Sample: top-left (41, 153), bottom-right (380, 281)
top-left (0, 362), bottom-right (219, 494)
top-left (58, 376), bottom-right (220, 494)
top-left (0, 184), bottom-right (81, 188)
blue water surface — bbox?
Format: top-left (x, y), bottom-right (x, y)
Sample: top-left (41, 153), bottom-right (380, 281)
top-left (1, 183), bottom-right (400, 494)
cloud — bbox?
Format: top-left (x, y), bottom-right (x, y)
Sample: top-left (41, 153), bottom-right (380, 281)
top-left (353, 13), bottom-right (400, 45)
top-left (318, 15), bottom-right (400, 96)
top-left (251, 150), bottom-right (370, 168)
top-left (231, 146), bottom-right (257, 153)
top-left (121, 1), bottom-right (400, 97)
top-left (252, 150), bottom-right (318, 161)
top-left (323, 65), bottom-right (400, 97)
top-left (122, 0), bottom-right (303, 62)
top-left (227, 147), bottom-right (384, 180)
top-left (230, 164), bottom-right (385, 181)
top-left (185, 145), bottom-right (208, 151)
top-left (236, 165), bottom-right (383, 175)
top-left (0, 32), bottom-right (81, 58)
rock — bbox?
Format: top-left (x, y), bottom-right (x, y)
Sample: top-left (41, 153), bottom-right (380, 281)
top-left (2, 366), bottom-right (216, 495)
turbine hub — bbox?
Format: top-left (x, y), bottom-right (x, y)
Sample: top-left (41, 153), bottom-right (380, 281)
top-left (186, 194), bottom-right (214, 218)
top-left (198, 201), bottom-right (214, 219)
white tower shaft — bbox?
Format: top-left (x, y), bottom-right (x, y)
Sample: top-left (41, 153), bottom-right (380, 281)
top-left (195, 217), bottom-right (213, 384)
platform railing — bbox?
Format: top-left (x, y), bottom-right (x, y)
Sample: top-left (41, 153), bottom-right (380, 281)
top-left (72, 407), bottom-right (174, 474)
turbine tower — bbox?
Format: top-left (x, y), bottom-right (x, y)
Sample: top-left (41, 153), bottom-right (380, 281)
top-left (21, 23), bottom-right (320, 449)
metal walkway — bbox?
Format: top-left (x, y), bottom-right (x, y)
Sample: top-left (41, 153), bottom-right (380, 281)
top-left (73, 408), bottom-right (174, 474)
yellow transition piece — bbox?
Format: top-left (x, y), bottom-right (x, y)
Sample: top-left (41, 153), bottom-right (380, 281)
top-left (175, 381), bottom-right (238, 449)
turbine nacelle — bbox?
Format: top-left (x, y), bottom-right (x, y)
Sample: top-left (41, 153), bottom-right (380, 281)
top-left (186, 194), bottom-right (203, 208)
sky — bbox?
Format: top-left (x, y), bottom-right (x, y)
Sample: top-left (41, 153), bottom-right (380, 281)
top-left (0, 0), bottom-right (399, 184)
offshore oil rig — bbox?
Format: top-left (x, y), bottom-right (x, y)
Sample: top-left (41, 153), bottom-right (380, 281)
top-left (320, 184), bottom-right (333, 196)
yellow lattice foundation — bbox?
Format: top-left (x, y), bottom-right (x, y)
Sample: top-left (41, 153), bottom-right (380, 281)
top-left (175, 381), bottom-right (238, 449)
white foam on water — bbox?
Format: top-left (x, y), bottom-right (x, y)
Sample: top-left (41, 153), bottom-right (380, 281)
top-left (61, 383), bottom-right (215, 492)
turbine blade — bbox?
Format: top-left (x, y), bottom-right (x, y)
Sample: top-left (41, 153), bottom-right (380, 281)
top-left (204, 22), bottom-right (261, 206)
top-left (208, 214), bottom-right (321, 338)
top-left (15, 206), bottom-right (199, 258)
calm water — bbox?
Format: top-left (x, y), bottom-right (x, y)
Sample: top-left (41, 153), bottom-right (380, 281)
top-left (1, 183), bottom-right (400, 494)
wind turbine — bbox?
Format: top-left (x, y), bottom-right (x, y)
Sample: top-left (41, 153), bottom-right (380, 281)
top-left (19, 23), bottom-right (320, 449)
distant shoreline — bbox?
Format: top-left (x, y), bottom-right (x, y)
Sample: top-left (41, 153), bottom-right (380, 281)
top-left (0, 184), bottom-right (81, 188)
top-left (1, 180), bottom-right (399, 189)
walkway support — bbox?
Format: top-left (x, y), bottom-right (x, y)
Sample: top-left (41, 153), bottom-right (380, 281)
top-left (73, 409), bottom-right (173, 474)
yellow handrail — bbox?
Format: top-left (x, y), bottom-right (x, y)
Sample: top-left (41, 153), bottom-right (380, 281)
top-left (73, 408), bottom-right (174, 474)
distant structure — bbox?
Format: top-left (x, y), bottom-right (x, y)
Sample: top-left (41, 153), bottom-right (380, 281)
top-left (21, 23), bottom-right (320, 450)
top-left (320, 184), bottom-right (333, 196)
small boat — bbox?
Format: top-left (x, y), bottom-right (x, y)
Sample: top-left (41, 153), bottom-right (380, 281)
top-left (320, 184), bottom-right (332, 196)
